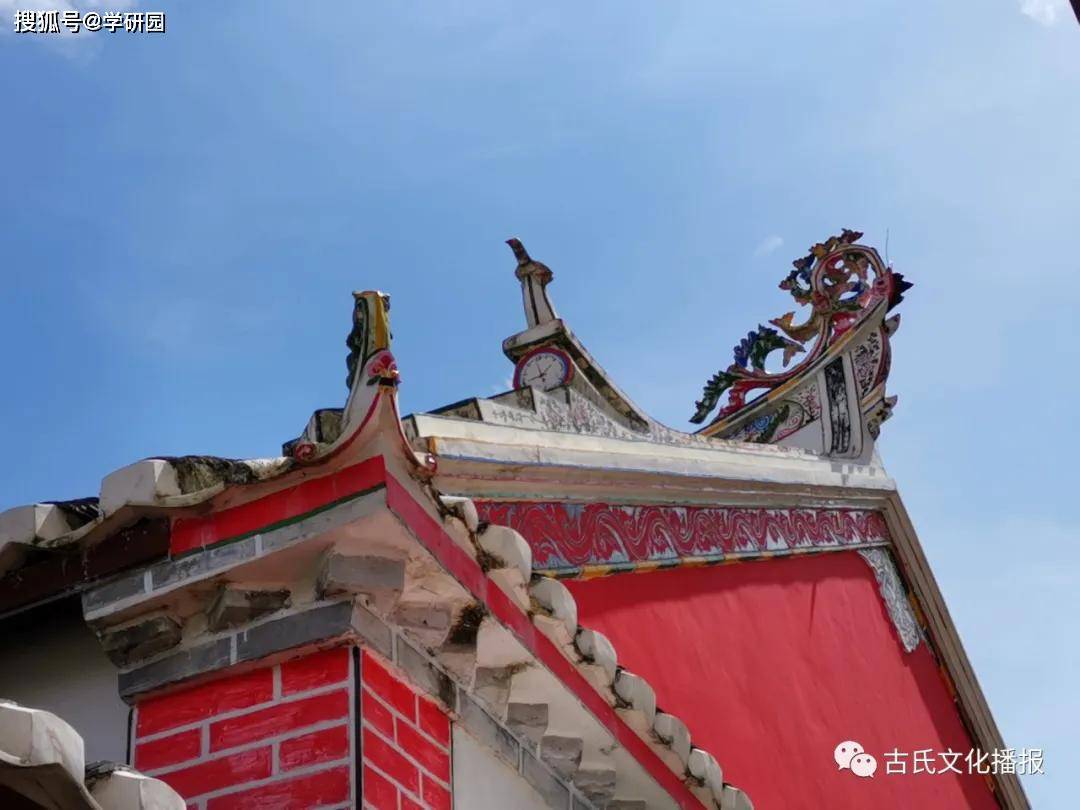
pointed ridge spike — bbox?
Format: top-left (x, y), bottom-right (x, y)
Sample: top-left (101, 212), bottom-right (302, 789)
top-left (506, 237), bottom-right (530, 265)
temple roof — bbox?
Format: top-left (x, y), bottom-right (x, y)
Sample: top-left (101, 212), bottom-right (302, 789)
top-left (0, 235), bottom-right (1027, 810)
top-left (408, 230), bottom-right (910, 464)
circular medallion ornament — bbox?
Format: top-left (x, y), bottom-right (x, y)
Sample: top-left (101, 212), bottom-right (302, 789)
top-left (513, 346), bottom-right (574, 391)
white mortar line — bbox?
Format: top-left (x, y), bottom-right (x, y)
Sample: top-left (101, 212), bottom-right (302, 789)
top-left (117, 596), bottom-right (353, 677)
top-left (137, 680), bottom-right (351, 743)
top-left (184, 756), bottom-right (354, 803)
top-left (147, 718), bottom-right (350, 777)
top-left (363, 719), bottom-right (450, 790)
top-left (376, 632), bottom-right (599, 805)
top-left (398, 781), bottom-right (425, 807)
top-left (360, 682), bottom-right (451, 754)
top-left (363, 760), bottom-right (424, 806)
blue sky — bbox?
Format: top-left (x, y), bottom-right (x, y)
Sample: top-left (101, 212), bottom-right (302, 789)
top-left (1, 2), bottom-right (1076, 804)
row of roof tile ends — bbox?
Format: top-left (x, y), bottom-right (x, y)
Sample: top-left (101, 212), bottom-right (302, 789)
top-left (0, 698), bottom-right (187, 810)
top-left (445, 493), bottom-right (753, 810)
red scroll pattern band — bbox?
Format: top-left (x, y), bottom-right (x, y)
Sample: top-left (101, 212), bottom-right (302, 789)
top-left (474, 501), bottom-right (890, 572)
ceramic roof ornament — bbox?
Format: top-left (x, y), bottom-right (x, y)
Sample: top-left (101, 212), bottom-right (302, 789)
top-left (435, 231), bottom-right (909, 462)
top-left (689, 230), bottom-right (911, 459)
top-left (507, 237), bottom-right (558, 329)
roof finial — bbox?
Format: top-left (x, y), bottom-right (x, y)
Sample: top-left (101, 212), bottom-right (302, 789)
top-left (691, 229), bottom-right (911, 440)
top-left (345, 291), bottom-right (391, 389)
top-left (506, 237), bottom-right (558, 329)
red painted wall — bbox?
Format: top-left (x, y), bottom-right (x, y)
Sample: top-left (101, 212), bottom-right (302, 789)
top-left (171, 457), bottom-right (386, 556)
top-left (132, 643), bottom-right (453, 810)
top-left (359, 649), bottom-right (452, 810)
top-left (566, 552), bottom-right (1000, 809)
top-left (134, 647), bottom-right (354, 809)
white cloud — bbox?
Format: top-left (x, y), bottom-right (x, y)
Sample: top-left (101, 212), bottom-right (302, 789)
top-left (1019, 0), bottom-right (1067, 25)
top-left (753, 234), bottom-right (783, 257)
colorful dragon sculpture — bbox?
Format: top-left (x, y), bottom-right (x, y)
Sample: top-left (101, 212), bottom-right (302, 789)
top-left (690, 229), bottom-right (911, 427)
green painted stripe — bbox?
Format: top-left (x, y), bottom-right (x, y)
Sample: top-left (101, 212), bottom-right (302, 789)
top-left (172, 483), bottom-right (387, 560)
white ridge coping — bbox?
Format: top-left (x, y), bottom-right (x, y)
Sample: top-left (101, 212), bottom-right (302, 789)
top-left (0, 700), bottom-right (185, 810)
top-left (100, 460), bottom-right (183, 515)
top-left (0, 700), bottom-right (85, 786)
top-left (89, 766), bottom-right (187, 810)
top-left (0, 504), bottom-right (72, 546)
top-left (412, 414), bottom-right (895, 491)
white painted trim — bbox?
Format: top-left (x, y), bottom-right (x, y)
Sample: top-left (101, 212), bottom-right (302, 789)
top-left (413, 413), bottom-right (893, 486)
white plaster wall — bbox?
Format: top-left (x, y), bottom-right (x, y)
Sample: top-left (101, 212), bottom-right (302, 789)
top-left (0, 597), bottom-right (129, 764)
top-left (452, 725), bottom-right (550, 810)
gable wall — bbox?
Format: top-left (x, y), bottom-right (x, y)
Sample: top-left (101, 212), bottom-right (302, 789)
top-left (565, 552), bottom-right (1000, 809)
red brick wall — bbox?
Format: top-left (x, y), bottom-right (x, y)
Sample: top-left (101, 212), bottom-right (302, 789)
top-left (131, 644), bottom-right (455, 810)
top-left (359, 649), bottom-right (452, 810)
top-left (133, 647), bottom-right (355, 809)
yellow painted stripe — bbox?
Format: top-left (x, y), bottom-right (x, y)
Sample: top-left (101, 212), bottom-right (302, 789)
top-left (580, 564), bottom-right (614, 580)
